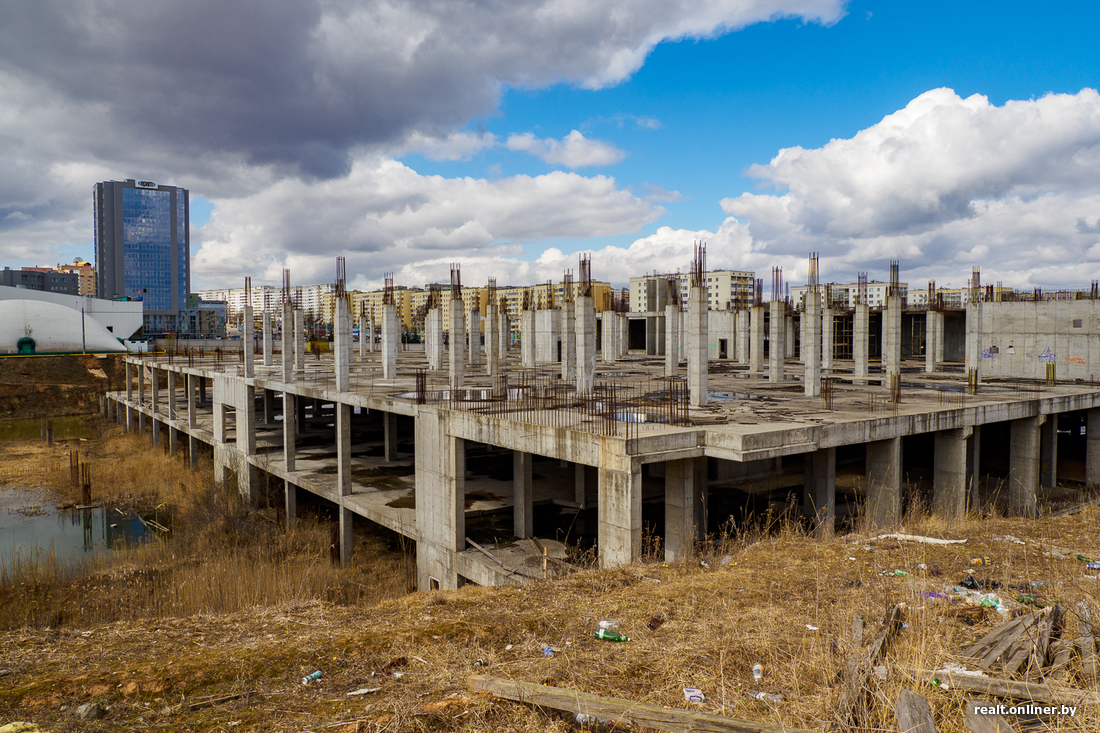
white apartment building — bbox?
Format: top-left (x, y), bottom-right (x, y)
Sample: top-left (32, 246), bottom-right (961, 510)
top-left (790, 281), bottom-right (908, 309)
top-left (629, 270), bottom-right (754, 312)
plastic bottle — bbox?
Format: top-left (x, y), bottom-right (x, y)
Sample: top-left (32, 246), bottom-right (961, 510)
top-left (594, 629), bottom-right (630, 642)
top-left (1077, 555), bottom-right (1092, 563)
top-left (752, 663), bottom-right (763, 681)
top-left (301, 670), bottom-right (322, 685)
top-left (748, 690), bottom-right (783, 703)
top-left (596, 620), bottom-right (619, 630)
top-left (542, 644), bottom-right (554, 657)
top-left (1087, 563), bottom-right (1100, 571)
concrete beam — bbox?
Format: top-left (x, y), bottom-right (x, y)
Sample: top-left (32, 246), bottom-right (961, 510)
top-left (485, 303), bottom-right (499, 376)
top-left (883, 295), bottom-right (902, 378)
top-left (339, 507), bottom-right (353, 567)
top-left (560, 300), bottom-right (574, 382)
top-left (294, 309), bottom-right (305, 371)
top-left (576, 296), bottom-right (596, 393)
top-left (282, 303), bottom-right (294, 383)
top-left (821, 307), bottom-right (834, 372)
top-left (933, 427), bottom-right (971, 519)
top-left (468, 307), bottom-right (481, 367)
top-left (450, 301), bottom-right (466, 390)
top-left (737, 309), bottom-right (749, 366)
top-left (750, 305), bottom-right (765, 373)
top-left (166, 369), bottom-right (176, 420)
top-left (284, 480), bottom-right (296, 530)
top-left (335, 297), bottom-right (350, 392)
top-left (866, 437), bottom-right (901, 529)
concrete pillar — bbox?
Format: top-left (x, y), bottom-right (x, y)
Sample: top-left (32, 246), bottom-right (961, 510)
top-left (281, 303), bottom-right (294, 383)
top-left (576, 296), bottom-right (596, 393)
top-left (933, 427), bottom-right (971, 519)
top-left (126, 360), bottom-right (133, 401)
top-left (646, 315), bottom-right (658, 356)
top-left (263, 310), bottom-right (273, 367)
top-left (338, 506), bottom-right (354, 567)
top-left (237, 381), bottom-right (258, 507)
top-left (966, 301), bottom-right (982, 381)
top-left (619, 312), bottom-right (629, 357)
top-left (821, 307), bottom-right (834, 372)
top-left (750, 305), bottom-right (765, 373)
top-left (294, 309), bottom-right (305, 371)
top-left (187, 373), bottom-right (198, 467)
top-left (368, 317), bottom-right (376, 353)
top-left (1041, 413), bottom-right (1058, 489)
top-left (853, 304), bottom-right (869, 381)
top-left (384, 411), bottom-right (399, 461)
top-left (358, 314), bottom-right (368, 358)
top-left (933, 309), bottom-right (945, 365)
top-left (337, 403), bottom-right (352, 497)
top-left (1008, 416), bottom-right (1042, 517)
top-left (283, 391), bottom-right (297, 472)
top-left (167, 369), bottom-right (176, 420)
top-left (601, 313), bottom-right (618, 363)
top-left (284, 480), bottom-right (297, 530)
top-left (484, 303), bottom-right (498, 376)
top-left (924, 311), bottom-right (939, 374)
top-left (804, 292), bottom-right (821, 397)
top-left (866, 437), bottom-right (901, 529)
top-left (883, 294), bottom-right (902, 378)
top-left (664, 304), bottom-right (679, 376)
top-left (560, 300), bottom-right (574, 382)
top-left (1088, 409), bottom-right (1100, 488)
top-left (138, 365), bottom-right (146, 431)
top-left (785, 315), bottom-right (795, 358)
top-left (427, 308), bottom-right (443, 370)
top-left (382, 304), bottom-right (398, 380)
top-left (598, 464), bottom-right (641, 567)
top-left (261, 388), bottom-right (274, 425)
top-left (150, 365), bottom-right (159, 416)
top-left (520, 310), bottom-right (536, 368)
top-left (169, 426), bottom-right (178, 455)
top-left (468, 307), bottom-right (481, 367)
top-left (798, 311), bottom-right (806, 364)
top-left (335, 297), bottom-right (351, 392)
top-left (736, 309), bottom-right (750, 366)
top-left (967, 425), bottom-right (982, 510)
top-left (243, 305), bottom-right (255, 378)
top-left (687, 286), bottom-right (707, 406)
top-left (414, 408), bottom-right (465, 590)
top-left (499, 312), bottom-right (507, 357)
top-left (449, 300), bottom-right (465, 390)
top-left (804, 448), bottom-right (836, 537)
top-left (513, 451), bottom-right (533, 539)
top-left (664, 457), bottom-right (705, 561)
top-left (769, 301), bottom-right (785, 383)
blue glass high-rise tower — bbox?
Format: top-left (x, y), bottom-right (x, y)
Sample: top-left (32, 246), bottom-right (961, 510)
top-left (94, 178), bottom-right (189, 335)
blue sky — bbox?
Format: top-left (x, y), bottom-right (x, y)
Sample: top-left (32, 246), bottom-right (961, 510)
top-left (3, 1), bottom-right (1100, 291)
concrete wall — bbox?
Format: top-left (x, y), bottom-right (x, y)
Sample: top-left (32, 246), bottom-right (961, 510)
top-left (977, 301), bottom-right (1100, 380)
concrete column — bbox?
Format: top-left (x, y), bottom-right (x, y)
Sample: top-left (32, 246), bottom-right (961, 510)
top-left (576, 296), bottom-right (596, 393)
top-left (368, 317), bottom-right (376, 353)
top-left (966, 301), bottom-right (983, 381)
top-left (769, 301), bottom-right (785, 383)
top-left (284, 480), bottom-right (297, 530)
top-left (126, 360), bottom-right (133, 401)
top-left (933, 309), bottom-right (945, 365)
top-left (499, 312), bottom-right (507, 357)
top-left (262, 389), bottom-right (275, 425)
top-left (358, 315), bottom-right (368, 358)
top-left (664, 303), bottom-right (679, 376)
top-left (485, 304), bottom-right (499, 376)
top-left (384, 411), bottom-right (399, 461)
top-left (750, 305), bottom-right (765, 373)
top-left (414, 408), bottom-right (465, 590)
top-left (427, 308), bottom-right (443, 370)
top-left (785, 315), bottom-right (795, 358)
top-left (138, 365), bottom-right (146, 431)
top-left (560, 300), bottom-right (574, 382)
top-left (601, 313), bottom-right (618, 363)
top-left (804, 292), bottom-right (821, 397)
top-left (167, 369), bottom-right (177, 420)
top-left (186, 373), bottom-right (198, 467)
top-left (687, 286), bottom-right (707, 406)
top-left (883, 295), bottom-right (902, 378)
top-left (335, 297), bottom-right (351, 392)
top-left (449, 300), bottom-right (465, 390)
top-left (338, 506), bottom-right (354, 566)
top-left (1040, 413), bottom-right (1058, 489)
top-left (646, 315), bottom-right (658, 356)
top-left (934, 427), bottom-right (971, 519)
top-left (664, 458), bottom-right (705, 561)
top-left (237, 381), bottom-right (258, 506)
top-left (924, 311), bottom-right (939, 374)
top-left (821, 307), bottom-right (834, 372)
top-left (520, 310), bottom-right (536, 368)
top-left (804, 448), bottom-right (836, 537)
top-left (169, 426), bottom-right (178, 455)
top-left (263, 310), bottom-right (273, 367)
top-left (967, 425), bottom-right (982, 510)
top-left (150, 365), bottom-right (159, 416)
top-left (598, 464), bottom-right (642, 568)
top-left (619, 312), bottom-right (629, 357)
top-left (1008, 415), bottom-right (1042, 517)
top-left (866, 437), bottom-right (901, 529)
top-left (283, 391), bottom-right (297, 472)
top-left (468, 307), bottom-right (481, 367)
top-left (1088, 409), bottom-right (1100, 488)
top-left (337, 403), bottom-right (352, 498)
top-left (853, 304), bottom-right (869, 381)
top-left (281, 304), bottom-right (294, 383)
top-left (798, 311), bottom-right (806, 364)
top-left (736, 310), bottom-right (749, 366)
top-left (513, 451), bottom-right (533, 539)
top-left (294, 309), bottom-right (305, 371)
top-left (243, 305), bottom-right (255, 378)
top-left (382, 304), bottom-right (398, 380)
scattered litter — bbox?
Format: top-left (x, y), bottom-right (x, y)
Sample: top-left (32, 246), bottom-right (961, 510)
top-left (575, 712), bottom-right (611, 728)
top-left (594, 629), bottom-right (630, 642)
top-left (302, 670), bottom-right (323, 685)
top-left (720, 555), bottom-right (733, 566)
top-left (917, 563), bottom-right (927, 571)
top-left (1017, 594), bottom-right (1040, 606)
top-left (473, 658), bottom-right (486, 666)
top-left (848, 556), bottom-right (857, 561)
top-left (869, 533), bottom-right (966, 546)
top-left (642, 577), bottom-right (661, 583)
top-left (959, 575), bottom-right (1001, 591)
top-left (596, 620), bottom-right (619, 630)
top-left (873, 665), bottom-right (887, 680)
top-left (746, 690), bottom-right (783, 704)
top-left (806, 624), bottom-right (819, 631)
top-left (970, 556), bottom-right (991, 566)
top-left (1045, 550), bottom-right (1067, 559)
top-left (683, 687), bottom-right (705, 703)
top-left (347, 687), bottom-right (382, 696)
top-left (542, 645), bottom-right (555, 657)
top-left (647, 615), bottom-right (665, 631)
top-left (752, 663), bottom-right (763, 681)
top-left (922, 592), bottom-right (949, 601)
top-left (505, 644), bottom-right (513, 651)
top-left (372, 657), bottom-right (408, 678)
top-left (882, 569), bottom-right (909, 577)
top-left (699, 560), bottom-right (710, 568)
top-left (994, 535), bottom-right (1025, 545)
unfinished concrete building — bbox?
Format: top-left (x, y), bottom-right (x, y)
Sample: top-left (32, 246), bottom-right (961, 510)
top-left (105, 258), bottom-right (1100, 590)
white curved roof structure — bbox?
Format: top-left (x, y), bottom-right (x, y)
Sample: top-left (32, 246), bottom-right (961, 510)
top-left (0, 299), bottom-right (129, 354)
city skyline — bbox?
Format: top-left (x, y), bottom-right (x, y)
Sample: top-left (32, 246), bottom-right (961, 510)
top-left (1, 2), bottom-right (1099, 293)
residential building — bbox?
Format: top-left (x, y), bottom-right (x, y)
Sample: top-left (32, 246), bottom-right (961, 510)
top-left (56, 258), bottom-right (96, 296)
top-left (0, 266), bottom-right (80, 294)
top-left (629, 270), bottom-right (754, 312)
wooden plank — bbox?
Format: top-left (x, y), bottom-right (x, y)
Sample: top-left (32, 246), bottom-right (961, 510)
top-left (1078, 601), bottom-right (1097, 679)
top-left (894, 690), bottom-right (936, 733)
top-left (837, 605), bottom-right (904, 729)
top-left (978, 615), bottom-right (1040, 671)
top-left (904, 667), bottom-right (1100, 706)
top-left (963, 701), bottom-right (1017, 733)
top-left (851, 613), bottom-right (864, 646)
top-left (1002, 609), bottom-right (1050, 676)
top-left (1028, 605), bottom-right (1061, 674)
top-left (961, 616), bottom-right (1028, 662)
top-left (466, 675), bottom-right (814, 733)
top-left (1046, 638), bottom-right (1076, 681)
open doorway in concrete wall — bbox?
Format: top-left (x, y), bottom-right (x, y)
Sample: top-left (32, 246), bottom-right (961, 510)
top-left (943, 312), bottom-right (967, 361)
top-left (628, 318), bottom-right (646, 351)
top-left (901, 432), bottom-right (935, 513)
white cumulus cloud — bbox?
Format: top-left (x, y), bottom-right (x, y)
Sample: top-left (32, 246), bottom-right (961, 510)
top-left (506, 130), bottom-right (627, 168)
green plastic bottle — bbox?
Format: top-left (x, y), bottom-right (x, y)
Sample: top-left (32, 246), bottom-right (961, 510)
top-left (595, 629), bottom-right (630, 642)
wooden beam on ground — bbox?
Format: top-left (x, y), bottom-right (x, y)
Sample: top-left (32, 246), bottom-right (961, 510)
top-left (466, 675), bottom-right (814, 733)
top-left (904, 668), bottom-right (1100, 706)
top-left (894, 690), bottom-right (936, 733)
top-left (1028, 605), bottom-right (1061, 674)
top-left (836, 604), bottom-right (904, 730)
top-left (963, 701), bottom-right (1017, 733)
top-left (1046, 638), bottom-right (1075, 681)
top-left (851, 613), bottom-right (863, 646)
top-left (1077, 601), bottom-right (1097, 680)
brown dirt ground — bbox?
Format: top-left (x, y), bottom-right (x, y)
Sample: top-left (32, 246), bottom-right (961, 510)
top-left (0, 354), bottom-right (126, 419)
